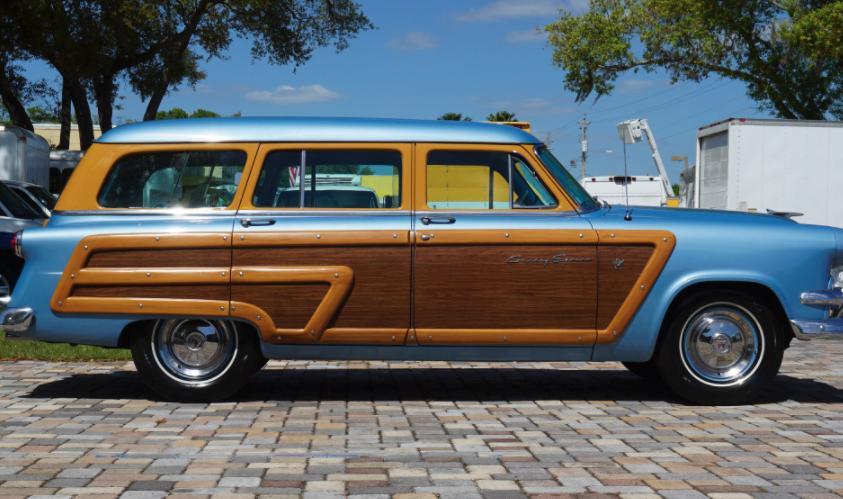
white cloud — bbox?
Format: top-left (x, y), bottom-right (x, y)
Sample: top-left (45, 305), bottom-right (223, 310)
top-left (388, 31), bottom-right (437, 52)
top-left (505, 29), bottom-right (546, 44)
top-left (245, 84), bottom-right (340, 105)
top-left (456, 0), bottom-right (586, 22)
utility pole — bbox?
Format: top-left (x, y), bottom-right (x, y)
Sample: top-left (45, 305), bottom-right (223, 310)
top-left (578, 115), bottom-right (590, 178)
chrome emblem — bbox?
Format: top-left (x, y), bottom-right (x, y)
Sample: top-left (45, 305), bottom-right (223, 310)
top-left (612, 258), bottom-right (625, 270)
top-left (506, 253), bottom-right (593, 267)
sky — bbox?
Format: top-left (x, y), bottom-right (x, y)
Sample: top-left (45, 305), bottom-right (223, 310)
top-left (24, 0), bottom-right (774, 183)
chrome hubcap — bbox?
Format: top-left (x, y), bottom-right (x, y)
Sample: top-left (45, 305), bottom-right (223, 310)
top-left (680, 304), bottom-right (763, 386)
top-left (151, 319), bottom-right (238, 386)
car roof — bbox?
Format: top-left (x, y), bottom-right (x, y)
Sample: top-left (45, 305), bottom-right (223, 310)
top-left (97, 117), bottom-right (542, 145)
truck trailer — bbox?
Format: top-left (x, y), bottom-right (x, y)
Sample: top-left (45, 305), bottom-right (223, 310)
top-left (0, 125), bottom-right (50, 189)
top-left (692, 118), bottom-right (843, 227)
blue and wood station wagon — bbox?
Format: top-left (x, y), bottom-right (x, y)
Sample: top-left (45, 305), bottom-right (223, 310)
top-left (3, 117), bottom-right (843, 404)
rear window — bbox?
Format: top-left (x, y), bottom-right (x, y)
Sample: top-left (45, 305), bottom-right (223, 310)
top-left (98, 150), bottom-right (247, 209)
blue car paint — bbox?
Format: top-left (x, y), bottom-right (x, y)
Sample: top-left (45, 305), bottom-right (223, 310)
top-left (8, 213), bottom-right (236, 347)
top-left (97, 117), bottom-right (541, 146)
top-left (8, 203), bottom-right (840, 359)
top-left (587, 204), bottom-right (838, 361)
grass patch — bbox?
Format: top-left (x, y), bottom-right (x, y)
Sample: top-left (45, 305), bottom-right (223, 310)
top-left (0, 330), bottom-right (131, 361)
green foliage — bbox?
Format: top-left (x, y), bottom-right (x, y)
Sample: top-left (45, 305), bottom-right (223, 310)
top-left (27, 105), bottom-right (59, 123)
top-left (155, 108), bottom-right (223, 119)
top-left (672, 183), bottom-right (680, 196)
top-left (190, 108), bottom-right (220, 118)
top-left (546, 0), bottom-right (843, 119)
top-left (438, 112), bottom-right (472, 121)
top-left (0, 331), bottom-right (130, 361)
top-left (156, 107), bottom-right (190, 120)
top-left (486, 110), bottom-right (518, 122)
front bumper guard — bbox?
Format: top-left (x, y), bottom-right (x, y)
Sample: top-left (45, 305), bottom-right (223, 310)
top-left (793, 288), bottom-right (843, 340)
top-left (1, 307), bottom-right (35, 340)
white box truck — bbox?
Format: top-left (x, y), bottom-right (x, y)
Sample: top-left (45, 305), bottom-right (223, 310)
top-left (693, 118), bottom-right (843, 227)
top-left (0, 125), bottom-right (50, 188)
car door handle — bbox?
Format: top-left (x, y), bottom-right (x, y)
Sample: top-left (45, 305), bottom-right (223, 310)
top-left (240, 218), bottom-right (276, 228)
top-left (420, 216), bottom-right (456, 225)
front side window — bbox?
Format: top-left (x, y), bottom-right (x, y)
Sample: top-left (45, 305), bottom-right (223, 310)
top-left (98, 150), bottom-right (247, 209)
top-left (252, 149), bottom-right (402, 209)
top-left (426, 150), bottom-right (556, 210)
top-left (535, 146), bottom-right (600, 212)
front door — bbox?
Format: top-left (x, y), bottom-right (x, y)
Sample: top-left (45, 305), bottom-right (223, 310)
top-left (412, 144), bottom-right (598, 346)
top-left (231, 143), bottom-right (413, 345)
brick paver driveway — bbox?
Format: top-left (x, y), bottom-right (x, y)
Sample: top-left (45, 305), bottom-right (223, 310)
top-left (1, 341), bottom-right (843, 498)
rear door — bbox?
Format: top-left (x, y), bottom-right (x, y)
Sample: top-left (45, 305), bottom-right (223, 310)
top-left (231, 143), bottom-right (412, 345)
top-left (412, 144), bottom-right (598, 346)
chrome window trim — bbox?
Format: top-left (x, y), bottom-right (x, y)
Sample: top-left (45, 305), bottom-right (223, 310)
top-left (237, 209), bottom-right (412, 217)
top-left (53, 209), bottom-right (238, 217)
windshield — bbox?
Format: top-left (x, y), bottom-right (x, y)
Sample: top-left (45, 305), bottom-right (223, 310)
top-left (0, 182), bottom-right (42, 219)
top-left (535, 146), bottom-right (600, 212)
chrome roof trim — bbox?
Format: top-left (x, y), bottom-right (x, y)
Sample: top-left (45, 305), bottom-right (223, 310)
top-left (53, 209), bottom-right (237, 217)
top-left (97, 117), bottom-right (542, 145)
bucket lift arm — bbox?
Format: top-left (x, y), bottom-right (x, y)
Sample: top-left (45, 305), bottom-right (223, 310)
top-left (616, 119), bottom-right (673, 199)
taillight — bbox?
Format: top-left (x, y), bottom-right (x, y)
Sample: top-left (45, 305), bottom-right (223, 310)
top-left (11, 231), bottom-right (22, 258)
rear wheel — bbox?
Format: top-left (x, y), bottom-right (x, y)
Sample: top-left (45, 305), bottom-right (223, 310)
top-left (131, 319), bottom-right (262, 402)
top-left (656, 289), bottom-right (784, 405)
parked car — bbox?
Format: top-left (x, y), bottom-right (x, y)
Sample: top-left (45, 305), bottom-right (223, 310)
top-left (3, 180), bottom-right (55, 218)
top-left (3, 117), bottom-right (842, 404)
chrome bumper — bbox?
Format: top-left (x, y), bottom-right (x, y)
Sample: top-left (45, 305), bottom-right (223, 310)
top-left (794, 288), bottom-right (843, 340)
top-left (1, 307), bottom-right (35, 340)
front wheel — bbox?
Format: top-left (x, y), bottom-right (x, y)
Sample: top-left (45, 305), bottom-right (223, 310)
top-left (656, 290), bottom-right (785, 405)
top-left (131, 319), bottom-right (263, 402)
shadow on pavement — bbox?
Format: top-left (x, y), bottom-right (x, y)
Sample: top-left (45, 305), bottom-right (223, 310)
top-left (20, 367), bottom-right (843, 405)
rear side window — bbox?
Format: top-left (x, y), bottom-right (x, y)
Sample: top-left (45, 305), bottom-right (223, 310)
top-left (252, 149), bottom-right (402, 209)
top-left (98, 150), bottom-right (247, 208)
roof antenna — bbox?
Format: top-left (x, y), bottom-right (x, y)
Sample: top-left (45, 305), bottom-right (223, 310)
top-left (622, 139), bottom-right (632, 221)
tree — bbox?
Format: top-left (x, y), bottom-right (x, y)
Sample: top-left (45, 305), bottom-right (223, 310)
top-left (486, 110), bottom-right (518, 122)
top-left (190, 108), bottom-right (220, 118)
top-left (156, 107), bottom-right (222, 119)
top-left (156, 108), bottom-right (190, 120)
top-left (438, 112), bottom-right (472, 121)
top-left (125, 0), bottom-right (373, 122)
top-left (3, 0), bottom-right (372, 149)
top-left (545, 0), bottom-right (843, 120)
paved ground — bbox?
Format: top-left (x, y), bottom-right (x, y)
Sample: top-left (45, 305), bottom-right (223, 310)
top-left (1, 341), bottom-right (843, 498)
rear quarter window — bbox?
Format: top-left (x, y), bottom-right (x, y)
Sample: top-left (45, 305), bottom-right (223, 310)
top-left (98, 150), bottom-right (247, 209)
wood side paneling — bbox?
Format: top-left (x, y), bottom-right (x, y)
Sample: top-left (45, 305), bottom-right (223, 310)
top-left (232, 283), bottom-right (327, 329)
top-left (86, 249), bottom-right (230, 268)
top-left (596, 245), bottom-right (653, 329)
top-left (233, 246), bottom-right (411, 329)
top-left (414, 245), bottom-right (596, 330)
top-left (73, 285), bottom-right (229, 301)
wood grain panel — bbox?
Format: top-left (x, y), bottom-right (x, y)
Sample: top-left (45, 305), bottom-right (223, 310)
top-left (73, 285), bottom-right (229, 301)
top-left (231, 283), bottom-right (327, 329)
top-left (596, 245), bottom-right (653, 329)
top-left (233, 246), bottom-right (411, 330)
top-left (86, 249), bottom-right (230, 268)
top-left (414, 245), bottom-right (596, 330)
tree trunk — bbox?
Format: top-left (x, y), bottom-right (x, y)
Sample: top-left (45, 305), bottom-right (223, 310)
top-left (143, 85), bottom-right (167, 121)
top-left (57, 78), bottom-right (71, 150)
top-left (92, 75), bottom-right (114, 132)
top-left (68, 79), bottom-right (95, 150)
top-left (0, 66), bottom-right (34, 132)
